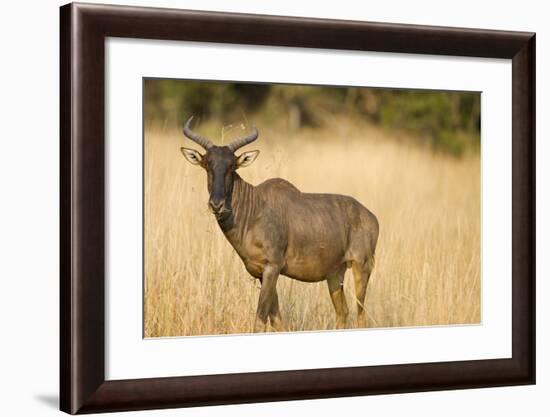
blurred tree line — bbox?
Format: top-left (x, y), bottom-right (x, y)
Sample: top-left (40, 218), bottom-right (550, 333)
top-left (144, 78), bottom-right (480, 156)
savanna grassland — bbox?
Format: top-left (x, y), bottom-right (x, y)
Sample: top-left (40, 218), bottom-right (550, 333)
top-left (144, 119), bottom-right (480, 337)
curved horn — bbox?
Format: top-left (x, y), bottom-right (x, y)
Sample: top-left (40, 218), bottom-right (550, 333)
top-left (182, 116), bottom-right (213, 150)
top-left (227, 125), bottom-right (259, 152)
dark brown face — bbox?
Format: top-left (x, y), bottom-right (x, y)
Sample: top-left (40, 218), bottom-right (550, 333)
top-left (203, 146), bottom-right (237, 216)
top-left (181, 145), bottom-right (260, 217)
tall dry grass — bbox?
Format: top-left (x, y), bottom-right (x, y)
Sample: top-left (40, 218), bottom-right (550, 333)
top-left (144, 119), bottom-right (480, 337)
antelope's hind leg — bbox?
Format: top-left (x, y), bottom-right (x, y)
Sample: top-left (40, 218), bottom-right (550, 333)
top-left (326, 268), bottom-right (349, 330)
top-left (268, 290), bottom-right (285, 332)
top-left (351, 256), bottom-right (375, 328)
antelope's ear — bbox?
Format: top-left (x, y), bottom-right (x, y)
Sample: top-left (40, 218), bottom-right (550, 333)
top-left (180, 147), bottom-right (203, 166)
top-left (236, 150), bottom-right (260, 169)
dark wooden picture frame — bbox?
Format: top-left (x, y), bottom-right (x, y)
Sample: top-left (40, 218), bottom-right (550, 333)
top-left (60, 2), bottom-right (536, 414)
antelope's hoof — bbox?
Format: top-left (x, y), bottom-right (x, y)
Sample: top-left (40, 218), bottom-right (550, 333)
top-left (253, 317), bottom-right (268, 333)
top-left (269, 317), bottom-right (285, 332)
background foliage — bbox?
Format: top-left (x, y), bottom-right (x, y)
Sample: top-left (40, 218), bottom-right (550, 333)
top-left (144, 79), bottom-right (480, 156)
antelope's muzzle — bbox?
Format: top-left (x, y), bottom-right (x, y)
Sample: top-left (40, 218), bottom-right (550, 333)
top-left (208, 198), bottom-right (225, 214)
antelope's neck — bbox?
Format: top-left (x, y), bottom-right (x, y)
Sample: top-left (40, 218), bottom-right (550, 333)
top-left (217, 173), bottom-right (258, 240)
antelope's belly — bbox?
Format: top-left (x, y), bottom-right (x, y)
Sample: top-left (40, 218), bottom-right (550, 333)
top-left (237, 243), bottom-right (345, 281)
top-left (282, 244), bottom-right (346, 282)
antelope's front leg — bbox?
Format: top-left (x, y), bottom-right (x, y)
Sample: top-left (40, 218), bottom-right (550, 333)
top-left (253, 264), bottom-right (280, 333)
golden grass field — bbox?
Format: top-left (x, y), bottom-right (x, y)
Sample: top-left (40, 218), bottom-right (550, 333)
top-left (144, 118), bottom-right (480, 337)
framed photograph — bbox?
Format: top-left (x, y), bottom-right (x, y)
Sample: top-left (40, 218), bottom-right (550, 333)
top-left (60, 2), bottom-right (535, 414)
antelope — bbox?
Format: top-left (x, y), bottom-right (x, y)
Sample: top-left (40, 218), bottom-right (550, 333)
top-left (180, 116), bottom-right (379, 332)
